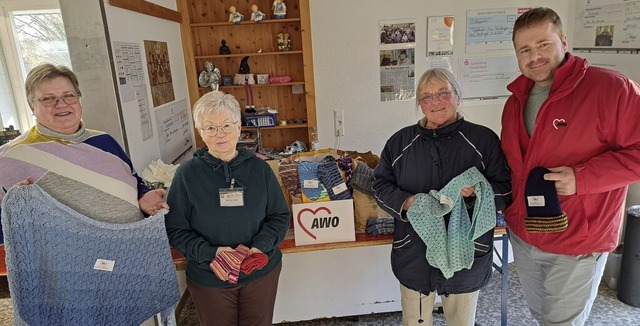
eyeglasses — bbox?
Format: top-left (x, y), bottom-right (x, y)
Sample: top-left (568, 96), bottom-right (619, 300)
top-left (33, 93), bottom-right (80, 108)
top-left (418, 91), bottom-right (453, 105)
top-left (200, 121), bottom-right (238, 136)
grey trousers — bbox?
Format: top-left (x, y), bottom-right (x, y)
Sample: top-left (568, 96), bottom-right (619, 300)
top-left (510, 233), bottom-right (607, 326)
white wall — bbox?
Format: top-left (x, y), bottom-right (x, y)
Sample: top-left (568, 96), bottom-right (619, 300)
top-left (308, 0), bottom-right (571, 154)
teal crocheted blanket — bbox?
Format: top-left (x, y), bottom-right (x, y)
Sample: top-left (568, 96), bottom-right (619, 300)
top-left (407, 167), bottom-right (496, 278)
top-left (1, 184), bottom-right (179, 325)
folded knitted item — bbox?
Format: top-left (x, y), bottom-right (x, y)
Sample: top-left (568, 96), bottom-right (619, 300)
top-left (350, 162), bottom-right (375, 196)
top-left (235, 244), bottom-right (252, 256)
top-left (210, 246), bottom-right (250, 285)
top-left (298, 161), bottom-right (324, 201)
top-left (337, 155), bottom-right (354, 190)
top-left (365, 217), bottom-right (395, 236)
top-left (279, 160), bottom-right (301, 197)
top-left (317, 156), bottom-right (352, 200)
top-left (241, 253), bottom-right (269, 274)
top-left (366, 217), bottom-right (394, 227)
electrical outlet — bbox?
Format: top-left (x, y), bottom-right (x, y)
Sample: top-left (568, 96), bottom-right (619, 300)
top-left (334, 110), bottom-right (345, 136)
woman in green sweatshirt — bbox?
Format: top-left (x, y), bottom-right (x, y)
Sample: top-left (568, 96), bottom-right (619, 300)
top-left (165, 91), bottom-right (290, 326)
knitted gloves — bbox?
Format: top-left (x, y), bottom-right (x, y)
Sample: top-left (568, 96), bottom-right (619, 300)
top-left (209, 244), bottom-right (269, 284)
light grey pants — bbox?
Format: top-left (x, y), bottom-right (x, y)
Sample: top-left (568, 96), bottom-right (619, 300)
top-left (400, 283), bottom-right (479, 326)
top-left (510, 232), bottom-right (608, 326)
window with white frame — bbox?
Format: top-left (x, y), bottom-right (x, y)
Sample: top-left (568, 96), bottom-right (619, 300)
top-left (0, 1), bottom-right (69, 133)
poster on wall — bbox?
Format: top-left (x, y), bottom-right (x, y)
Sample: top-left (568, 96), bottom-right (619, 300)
top-left (379, 19), bottom-right (416, 102)
top-left (456, 56), bottom-right (520, 100)
top-left (573, 0), bottom-right (640, 52)
top-left (427, 16), bottom-right (455, 56)
top-left (465, 8), bottom-right (530, 54)
top-left (143, 40), bottom-right (175, 107)
top-left (380, 19), bottom-right (416, 46)
top-left (113, 41), bottom-right (153, 141)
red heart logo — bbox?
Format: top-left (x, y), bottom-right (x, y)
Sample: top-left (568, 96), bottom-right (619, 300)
top-left (297, 207), bottom-right (332, 240)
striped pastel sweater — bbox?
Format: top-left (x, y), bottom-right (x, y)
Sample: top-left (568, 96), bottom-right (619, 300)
top-left (0, 123), bottom-right (149, 242)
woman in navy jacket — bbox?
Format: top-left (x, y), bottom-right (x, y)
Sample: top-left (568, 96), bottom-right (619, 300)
top-left (373, 68), bottom-right (512, 326)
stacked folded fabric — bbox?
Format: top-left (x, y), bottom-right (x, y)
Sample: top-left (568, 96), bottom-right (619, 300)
top-left (317, 155), bottom-right (352, 200)
top-left (350, 161), bottom-right (375, 196)
top-left (365, 217), bottom-right (394, 236)
top-left (210, 244), bottom-right (269, 285)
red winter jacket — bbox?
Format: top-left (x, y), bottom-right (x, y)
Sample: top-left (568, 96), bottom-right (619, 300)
top-left (501, 53), bottom-right (640, 255)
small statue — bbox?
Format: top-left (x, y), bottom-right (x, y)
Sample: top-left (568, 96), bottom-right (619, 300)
top-left (228, 6), bottom-right (244, 24)
top-left (277, 32), bottom-right (291, 51)
top-left (219, 39), bottom-right (231, 55)
top-left (272, 0), bottom-right (286, 19)
top-left (198, 61), bottom-right (222, 90)
top-left (250, 4), bottom-right (266, 23)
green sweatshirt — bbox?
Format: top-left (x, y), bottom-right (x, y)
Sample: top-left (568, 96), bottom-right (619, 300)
top-left (165, 147), bottom-right (290, 288)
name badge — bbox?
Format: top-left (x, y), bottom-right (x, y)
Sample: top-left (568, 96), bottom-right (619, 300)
top-left (303, 179), bottom-right (319, 188)
top-left (527, 195), bottom-right (545, 207)
top-left (94, 259), bottom-right (115, 272)
top-left (332, 182), bottom-right (348, 194)
top-left (220, 188), bottom-right (244, 207)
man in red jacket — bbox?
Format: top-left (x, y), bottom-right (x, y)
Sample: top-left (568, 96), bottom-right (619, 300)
top-left (501, 7), bottom-right (640, 326)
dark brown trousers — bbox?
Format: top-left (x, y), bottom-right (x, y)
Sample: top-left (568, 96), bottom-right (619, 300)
top-left (186, 262), bottom-right (282, 326)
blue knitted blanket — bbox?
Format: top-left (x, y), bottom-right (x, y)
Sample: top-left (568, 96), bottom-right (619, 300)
top-left (407, 167), bottom-right (496, 278)
top-left (1, 184), bottom-right (179, 326)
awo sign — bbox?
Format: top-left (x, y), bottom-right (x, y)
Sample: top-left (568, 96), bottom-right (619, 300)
top-left (292, 199), bottom-right (355, 246)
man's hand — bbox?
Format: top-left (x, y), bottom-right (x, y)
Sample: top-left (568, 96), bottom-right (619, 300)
top-left (138, 189), bottom-right (170, 215)
top-left (544, 166), bottom-right (576, 196)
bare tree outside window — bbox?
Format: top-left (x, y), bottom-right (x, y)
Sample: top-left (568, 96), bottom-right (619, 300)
top-left (0, 9), bottom-right (71, 132)
top-left (12, 10), bottom-right (71, 73)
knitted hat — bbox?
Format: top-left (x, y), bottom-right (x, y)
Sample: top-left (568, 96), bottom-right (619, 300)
top-left (317, 155), bottom-right (352, 200)
top-left (524, 167), bottom-right (568, 233)
top-left (350, 161), bottom-right (375, 196)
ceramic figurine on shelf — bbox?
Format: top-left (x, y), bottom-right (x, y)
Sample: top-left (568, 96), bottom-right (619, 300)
top-left (198, 61), bottom-right (222, 90)
top-left (250, 4), bottom-right (266, 23)
top-left (277, 32), bottom-right (291, 51)
top-left (228, 5), bottom-right (244, 24)
top-left (219, 39), bottom-right (231, 55)
top-left (272, 0), bottom-right (286, 19)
